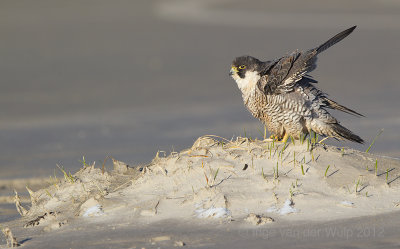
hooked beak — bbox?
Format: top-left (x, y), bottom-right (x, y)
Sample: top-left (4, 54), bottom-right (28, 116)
top-left (229, 66), bottom-right (238, 76)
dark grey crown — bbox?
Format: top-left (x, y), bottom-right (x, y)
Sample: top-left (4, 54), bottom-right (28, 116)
top-left (231, 56), bottom-right (274, 78)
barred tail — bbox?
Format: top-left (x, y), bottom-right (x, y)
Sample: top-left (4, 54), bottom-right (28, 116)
top-left (331, 123), bottom-right (364, 144)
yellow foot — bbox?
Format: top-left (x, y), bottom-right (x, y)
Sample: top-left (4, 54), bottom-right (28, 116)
top-left (269, 135), bottom-right (279, 140)
top-left (280, 133), bottom-right (289, 143)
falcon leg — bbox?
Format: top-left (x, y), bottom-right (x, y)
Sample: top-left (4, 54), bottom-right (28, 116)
top-left (281, 133), bottom-right (289, 143)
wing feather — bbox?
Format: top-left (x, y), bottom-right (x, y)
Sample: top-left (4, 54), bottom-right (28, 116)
top-left (297, 78), bottom-right (364, 117)
top-left (257, 26), bottom-right (356, 95)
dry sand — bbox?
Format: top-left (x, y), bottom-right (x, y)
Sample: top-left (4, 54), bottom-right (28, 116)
top-left (1, 136), bottom-right (400, 248)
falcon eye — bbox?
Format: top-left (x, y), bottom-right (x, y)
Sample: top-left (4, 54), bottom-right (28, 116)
top-left (239, 65), bottom-right (246, 69)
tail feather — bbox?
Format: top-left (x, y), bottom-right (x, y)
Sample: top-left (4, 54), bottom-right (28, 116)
top-left (323, 98), bottom-right (365, 117)
top-left (315, 26), bottom-right (356, 54)
top-left (331, 123), bottom-right (364, 144)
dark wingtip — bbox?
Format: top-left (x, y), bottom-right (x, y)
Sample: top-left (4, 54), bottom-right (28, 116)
top-left (348, 25), bottom-right (357, 32)
top-left (316, 26), bottom-right (357, 54)
top-left (346, 109), bottom-right (365, 118)
top-left (333, 123), bottom-right (364, 144)
top-left (339, 108), bottom-right (365, 118)
top-left (352, 135), bottom-right (364, 144)
top-left (324, 98), bottom-right (364, 117)
top-left (345, 132), bottom-right (364, 144)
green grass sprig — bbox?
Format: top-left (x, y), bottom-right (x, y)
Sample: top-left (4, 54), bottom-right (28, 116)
top-left (366, 129), bottom-right (384, 153)
top-left (324, 165), bottom-right (330, 178)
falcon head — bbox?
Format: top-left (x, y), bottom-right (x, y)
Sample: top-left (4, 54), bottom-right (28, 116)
top-left (230, 56), bottom-right (263, 91)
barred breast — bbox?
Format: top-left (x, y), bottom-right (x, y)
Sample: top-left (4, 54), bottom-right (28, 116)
top-left (243, 86), bottom-right (311, 139)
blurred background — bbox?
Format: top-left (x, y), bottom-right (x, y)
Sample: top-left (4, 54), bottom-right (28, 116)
top-left (1, 0), bottom-right (400, 181)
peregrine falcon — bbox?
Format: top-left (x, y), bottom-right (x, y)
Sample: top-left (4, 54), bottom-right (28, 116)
top-left (229, 26), bottom-right (364, 143)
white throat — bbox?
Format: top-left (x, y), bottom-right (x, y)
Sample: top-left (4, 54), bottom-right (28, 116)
top-left (232, 71), bottom-right (261, 92)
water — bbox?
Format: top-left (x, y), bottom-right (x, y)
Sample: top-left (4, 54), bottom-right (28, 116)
top-left (0, 203), bottom-right (20, 223)
top-left (1, 0), bottom-right (400, 180)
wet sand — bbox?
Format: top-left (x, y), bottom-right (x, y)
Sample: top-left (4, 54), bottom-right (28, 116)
top-left (5, 213), bottom-right (400, 249)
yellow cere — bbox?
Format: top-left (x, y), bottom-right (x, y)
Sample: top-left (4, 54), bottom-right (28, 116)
top-left (231, 66), bottom-right (239, 72)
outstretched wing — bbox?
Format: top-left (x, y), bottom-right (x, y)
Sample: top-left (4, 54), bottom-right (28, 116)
top-left (257, 26), bottom-right (357, 95)
top-left (258, 50), bottom-right (317, 95)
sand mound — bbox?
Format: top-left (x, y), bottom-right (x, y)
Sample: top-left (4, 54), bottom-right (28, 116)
top-left (108, 136), bottom-right (399, 222)
top-left (4, 136), bottom-right (400, 238)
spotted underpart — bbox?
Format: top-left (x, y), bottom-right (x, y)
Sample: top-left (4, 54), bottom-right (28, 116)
top-left (230, 26), bottom-right (364, 143)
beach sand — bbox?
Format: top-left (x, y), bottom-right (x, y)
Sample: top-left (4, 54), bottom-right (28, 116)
top-left (1, 136), bottom-right (400, 248)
